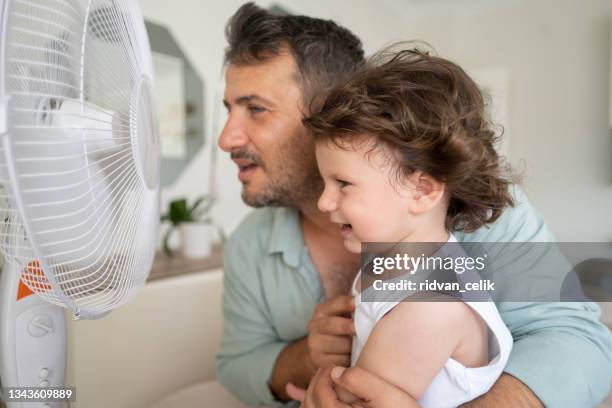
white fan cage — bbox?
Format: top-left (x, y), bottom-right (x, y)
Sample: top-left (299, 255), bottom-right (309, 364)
top-left (0, 0), bottom-right (160, 319)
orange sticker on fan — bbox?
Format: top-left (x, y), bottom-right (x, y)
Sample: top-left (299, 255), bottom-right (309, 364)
top-left (17, 260), bottom-right (52, 301)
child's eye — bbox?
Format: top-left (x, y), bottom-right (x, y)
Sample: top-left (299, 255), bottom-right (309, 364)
top-left (337, 179), bottom-right (351, 188)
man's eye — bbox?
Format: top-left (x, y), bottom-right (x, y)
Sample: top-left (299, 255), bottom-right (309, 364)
top-left (248, 105), bottom-right (265, 114)
top-left (337, 179), bottom-right (350, 188)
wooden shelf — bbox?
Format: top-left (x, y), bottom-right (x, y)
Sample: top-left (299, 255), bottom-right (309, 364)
top-left (147, 243), bottom-right (223, 282)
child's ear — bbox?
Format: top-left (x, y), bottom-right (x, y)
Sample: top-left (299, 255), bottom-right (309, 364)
top-left (409, 171), bottom-right (446, 214)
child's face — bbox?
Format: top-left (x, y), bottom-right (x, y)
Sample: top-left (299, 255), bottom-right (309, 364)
top-left (315, 139), bottom-right (417, 254)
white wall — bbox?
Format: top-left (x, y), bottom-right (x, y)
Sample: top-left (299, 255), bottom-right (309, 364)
top-left (141, 0), bottom-right (612, 242)
top-left (390, 0), bottom-right (612, 241)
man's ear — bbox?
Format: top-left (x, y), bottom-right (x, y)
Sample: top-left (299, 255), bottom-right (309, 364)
top-left (409, 171), bottom-right (446, 215)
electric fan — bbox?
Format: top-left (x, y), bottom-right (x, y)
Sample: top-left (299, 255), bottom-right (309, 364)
top-left (0, 0), bottom-right (160, 406)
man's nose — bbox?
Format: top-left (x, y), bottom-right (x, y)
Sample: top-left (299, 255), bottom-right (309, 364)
top-left (317, 186), bottom-right (338, 213)
top-left (218, 114), bottom-right (249, 152)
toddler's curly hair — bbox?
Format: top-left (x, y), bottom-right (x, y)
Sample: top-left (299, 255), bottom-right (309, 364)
top-left (303, 44), bottom-right (516, 232)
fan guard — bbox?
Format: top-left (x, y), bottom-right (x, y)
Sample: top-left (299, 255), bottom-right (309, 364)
top-left (0, 0), bottom-right (160, 319)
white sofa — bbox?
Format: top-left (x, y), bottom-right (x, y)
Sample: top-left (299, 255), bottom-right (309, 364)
top-left (65, 268), bottom-right (238, 408)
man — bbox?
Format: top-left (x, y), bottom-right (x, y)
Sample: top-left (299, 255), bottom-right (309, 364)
top-left (215, 3), bottom-right (612, 407)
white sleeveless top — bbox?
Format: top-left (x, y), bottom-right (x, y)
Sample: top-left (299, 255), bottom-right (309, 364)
top-left (350, 235), bottom-right (513, 408)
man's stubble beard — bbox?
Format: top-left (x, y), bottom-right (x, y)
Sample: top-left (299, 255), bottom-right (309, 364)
top-left (241, 140), bottom-right (323, 209)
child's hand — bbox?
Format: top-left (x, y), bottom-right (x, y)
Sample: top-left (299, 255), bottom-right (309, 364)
top-left (335, 383), bottom-right (365, 407)
top-left (287, 378), bottom-right (366, 407)
top-left (299, 367), bottom-right (367, 408)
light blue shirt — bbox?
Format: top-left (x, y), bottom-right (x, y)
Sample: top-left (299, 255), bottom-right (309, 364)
top-left (216, 187), bottom-right (612, 407)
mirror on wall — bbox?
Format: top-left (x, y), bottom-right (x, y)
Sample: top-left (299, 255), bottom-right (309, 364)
top-left (145, 20), bottom-right (204, 186)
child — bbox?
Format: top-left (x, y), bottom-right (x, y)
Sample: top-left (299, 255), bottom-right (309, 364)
top-left (303, 46), bottom-right (515, 407)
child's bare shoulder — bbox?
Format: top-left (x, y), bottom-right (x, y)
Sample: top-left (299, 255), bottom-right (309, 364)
top-left (384, 293), bottom-right (476, 332)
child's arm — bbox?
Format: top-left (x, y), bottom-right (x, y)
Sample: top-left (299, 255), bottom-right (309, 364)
top-left (353, 297), bottom-right (483, 401)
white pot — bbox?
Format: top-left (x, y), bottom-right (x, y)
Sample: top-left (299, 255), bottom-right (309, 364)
top-left (180, 222), bottom-right (215, 259)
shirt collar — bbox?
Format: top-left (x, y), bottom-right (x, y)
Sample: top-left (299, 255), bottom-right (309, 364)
top-left (267, 207), bottom-right (304, 268)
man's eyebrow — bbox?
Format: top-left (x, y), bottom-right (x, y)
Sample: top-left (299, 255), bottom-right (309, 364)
top-left (228, 94), bottom-right (276, 106)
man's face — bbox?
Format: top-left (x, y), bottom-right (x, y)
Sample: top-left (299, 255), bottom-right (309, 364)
top-left (219, 52), bottom-right (322, 207)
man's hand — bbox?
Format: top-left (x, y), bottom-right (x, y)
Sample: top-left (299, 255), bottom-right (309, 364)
top-left (300, 366), bottom-right (419, 408)
top-left (460, 373), bottom-right (544, 408)
top-left (307, 295), bottom-right (355, 368)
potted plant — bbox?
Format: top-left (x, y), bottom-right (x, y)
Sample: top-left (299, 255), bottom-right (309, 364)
top-left (160, 195), bottom-right (223, 258)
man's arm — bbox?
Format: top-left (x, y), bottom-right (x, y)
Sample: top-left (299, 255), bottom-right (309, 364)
top-left (495, 301), bottom-right (612, 407)
top-left (462, 303), bottom-right (612, 408)
top-left (269, 337), bottom-right (315, 401)
top-left (216, 241), bottom-right (291, 406)
top-left (304, 367), bottom-right (542, 408)
top-left (272, 296), bottom-right (355, 401)
top-left (461, 373), bottom-right (543, 407)
top-left (458, 187), bottom-right (612, 406)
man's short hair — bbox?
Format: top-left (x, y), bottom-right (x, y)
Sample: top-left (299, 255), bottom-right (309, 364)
top-left (224, 2), bottom-right (364, 109)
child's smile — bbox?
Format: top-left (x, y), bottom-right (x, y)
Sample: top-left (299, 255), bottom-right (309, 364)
top-left (339, 223), bottom-right (353, 237)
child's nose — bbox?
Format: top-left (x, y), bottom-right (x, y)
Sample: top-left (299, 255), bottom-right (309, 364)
top-left (317, 188), bottom-right (338, 213)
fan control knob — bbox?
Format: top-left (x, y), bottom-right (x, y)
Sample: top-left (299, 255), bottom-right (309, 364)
top-left (27, 314), bottom-right (54, 337)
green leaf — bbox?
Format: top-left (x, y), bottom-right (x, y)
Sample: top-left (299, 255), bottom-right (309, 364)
top-left (189, 196), bottom-right (207, 213)
top-left (160, 195), bottom-right (216, 225)
top-left (169, 198), bottom-right (192, 224)
top-left (190, 195), bottom-right (214, 221)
